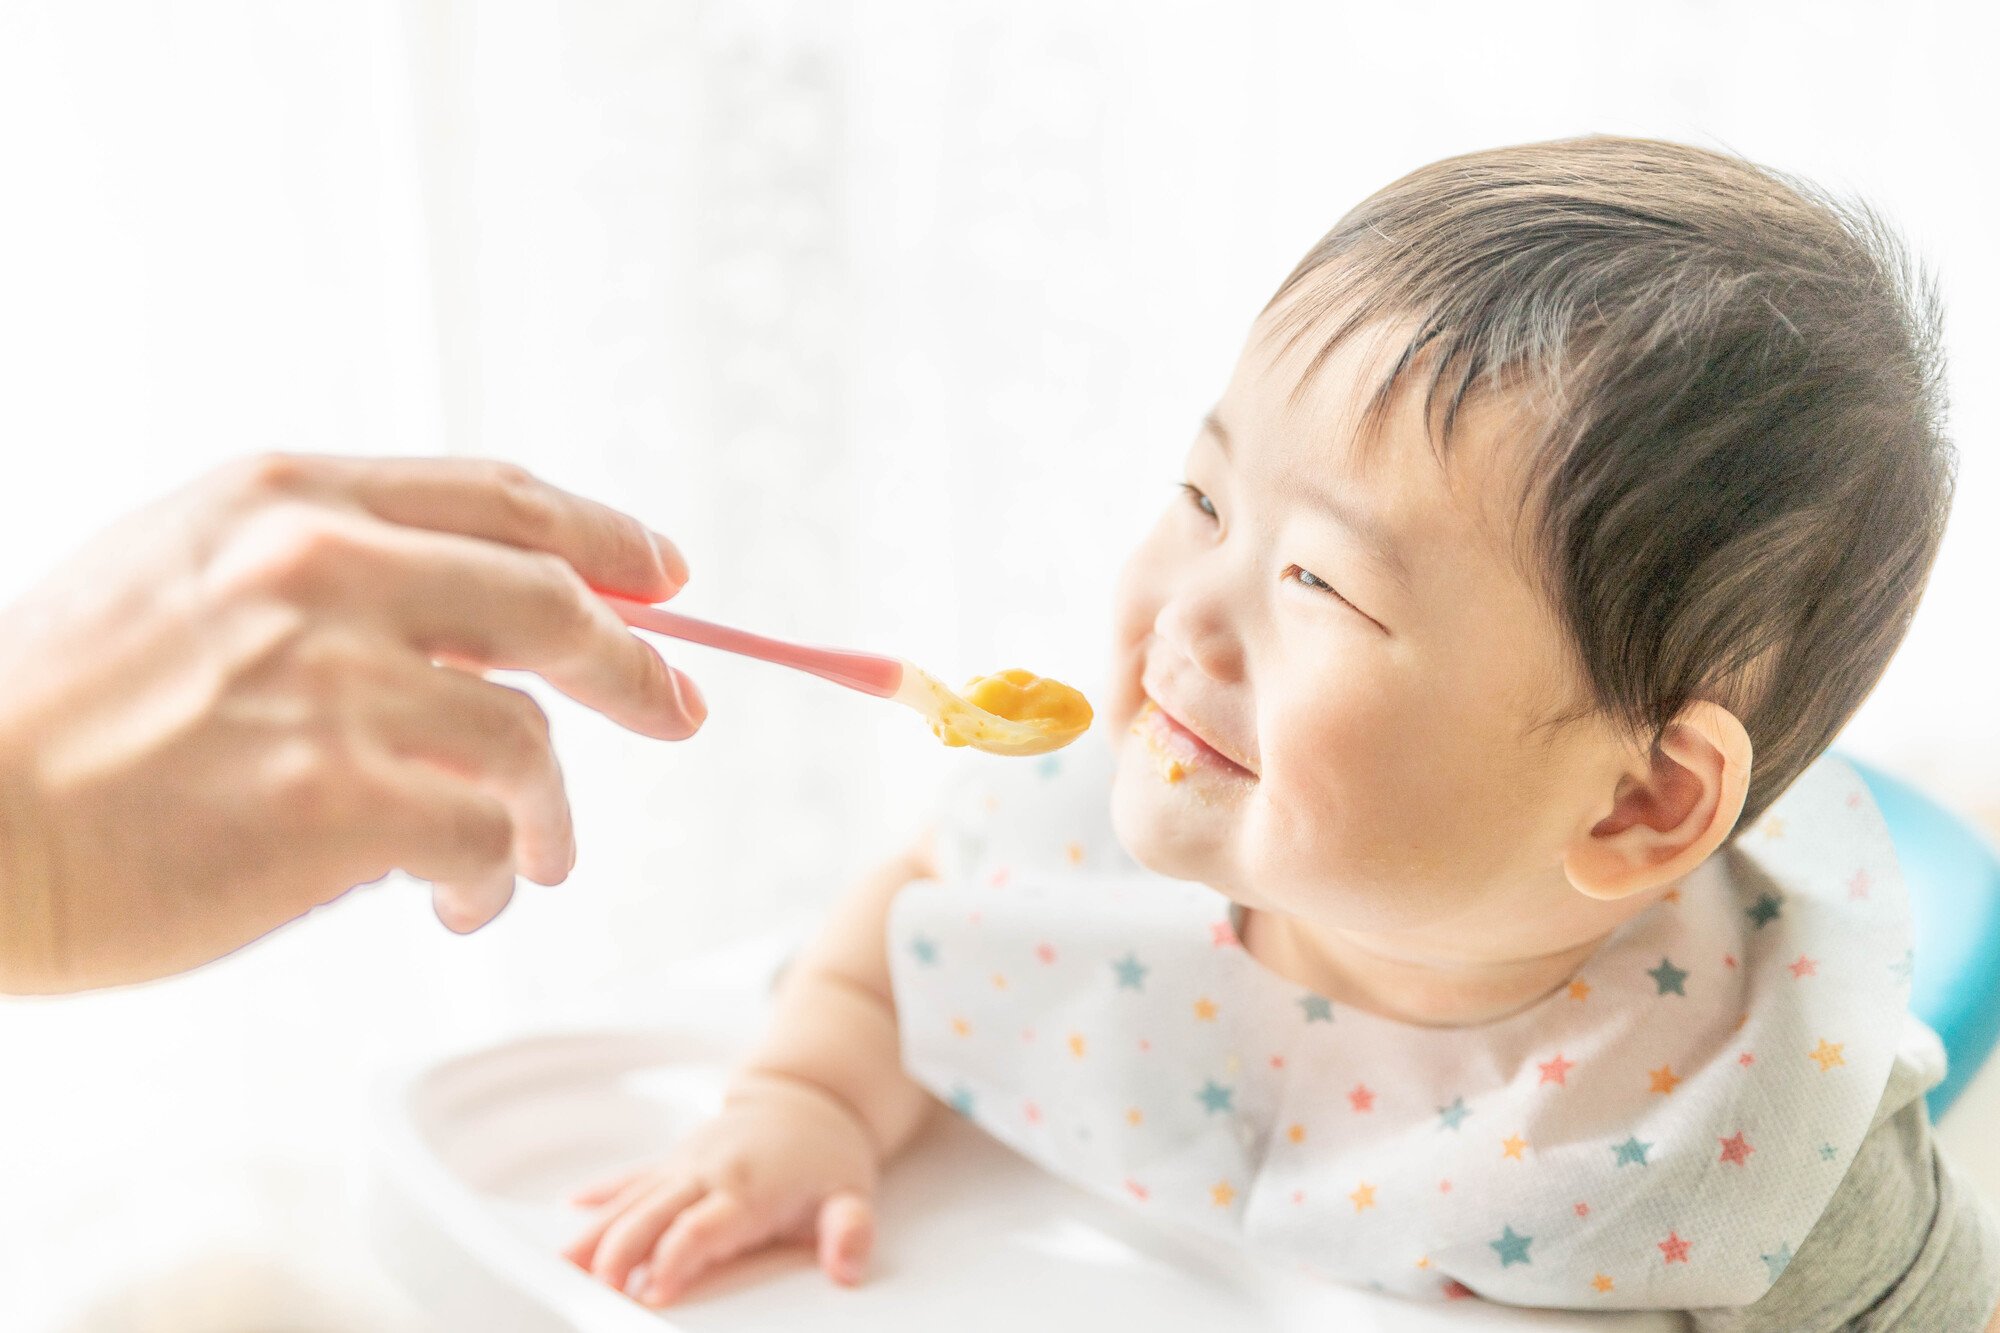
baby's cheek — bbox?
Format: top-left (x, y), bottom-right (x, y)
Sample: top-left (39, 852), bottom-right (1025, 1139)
top-left (1106, 554), bottom-right (1165, 725)
top-left (1257, 698), bottom-right (1478, 900)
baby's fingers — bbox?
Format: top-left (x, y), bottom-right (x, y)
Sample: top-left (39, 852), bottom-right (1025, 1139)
top-left (561, 1174), bottom-right (657, 1270)
top-left (569, 1165), bottom-right (648, 1209)
top-left (816, 1190), bottom-right (876, 1286)
top-left (643, 1192), bottom-right (761, 1308)
top-left (582, 1178), bottom-right (704, 1292)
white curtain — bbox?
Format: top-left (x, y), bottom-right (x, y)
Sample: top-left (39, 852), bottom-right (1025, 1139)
top-left (2, 2), bottom-right (1995, 1325)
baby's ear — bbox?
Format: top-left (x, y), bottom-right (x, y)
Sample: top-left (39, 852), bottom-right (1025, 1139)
top-left (1564, 701), bottom-right (1752, 901)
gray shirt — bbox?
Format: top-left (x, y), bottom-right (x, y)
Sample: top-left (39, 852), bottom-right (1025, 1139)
top-left (1688, 1053), bottom-right (2000, 1331)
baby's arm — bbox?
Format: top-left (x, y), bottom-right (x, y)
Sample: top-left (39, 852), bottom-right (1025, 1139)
top-left (738, 834), bottom-right (940, 1165)
top-left (563, 838), bottom-right (939, 1308)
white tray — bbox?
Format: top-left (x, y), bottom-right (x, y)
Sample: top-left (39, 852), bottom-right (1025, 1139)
top-left (365, 1022), bottom-right (1677, 1332)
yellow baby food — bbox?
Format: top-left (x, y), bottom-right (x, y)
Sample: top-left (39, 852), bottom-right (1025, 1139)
top-left (914, 667), bottom-right (1093, 757)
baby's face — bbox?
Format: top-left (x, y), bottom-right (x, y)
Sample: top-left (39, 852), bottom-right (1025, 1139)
top-left (1108, 294), bottom-right (1638, 950)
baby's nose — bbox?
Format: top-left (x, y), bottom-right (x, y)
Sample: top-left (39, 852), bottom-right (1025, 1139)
top-left (1154, 584), bottom-right (1246, 683)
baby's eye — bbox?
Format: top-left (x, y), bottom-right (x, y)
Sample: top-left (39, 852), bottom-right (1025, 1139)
top-left (1179, 481), bottom-right (1218, 520)
top-left (1287, 564), bottom-right (1355, 607)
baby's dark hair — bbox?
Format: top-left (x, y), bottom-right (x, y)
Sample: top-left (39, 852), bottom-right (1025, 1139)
top-left (1268, 136), bottom-right (1954, 834)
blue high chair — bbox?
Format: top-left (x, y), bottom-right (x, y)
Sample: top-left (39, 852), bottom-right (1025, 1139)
top-left (1846, 756), bottom-right (2000, 1119)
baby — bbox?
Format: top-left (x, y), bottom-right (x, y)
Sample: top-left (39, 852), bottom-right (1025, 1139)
top-left (565, 137), bottom-right (2000, 1327)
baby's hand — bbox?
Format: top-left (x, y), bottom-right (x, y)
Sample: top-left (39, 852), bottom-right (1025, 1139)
top-left (561, 1071), bottom-right (881, 1308)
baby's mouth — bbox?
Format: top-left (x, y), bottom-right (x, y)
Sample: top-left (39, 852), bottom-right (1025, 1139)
top-left (1132, 696), bottom-right (1258, 782)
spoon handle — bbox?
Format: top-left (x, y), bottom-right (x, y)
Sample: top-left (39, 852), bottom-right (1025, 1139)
top-left (605, 597), bottom-right (906, 698)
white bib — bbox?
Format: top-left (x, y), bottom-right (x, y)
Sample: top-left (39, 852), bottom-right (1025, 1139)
top-left (887, 744), bottom-right (1932, 1310)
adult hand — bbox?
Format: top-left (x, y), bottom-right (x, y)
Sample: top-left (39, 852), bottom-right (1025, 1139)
top-left (0, 454), bottom-right (703, 994)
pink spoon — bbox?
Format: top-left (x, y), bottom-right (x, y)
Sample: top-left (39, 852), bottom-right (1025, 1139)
top-left (604, 596), bottom-right (1083, 756)
top-left (606, 597), bottom-right (903, 695)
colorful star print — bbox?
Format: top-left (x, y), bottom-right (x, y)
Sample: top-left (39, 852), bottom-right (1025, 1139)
top-left (892, 743), bottom-right (1903, 1306)
top-left (1612, 1136), bottom-right (1652, 1167)
top-left (1490, 1225), bottom-right (1534, 1267)
top-left (1196, 1079), bottom-right (1234, 1114)
top-left (1035, 755), bottom-right (1062, 778)
top-left (1761, 1243), bottom-right (1794, 1281)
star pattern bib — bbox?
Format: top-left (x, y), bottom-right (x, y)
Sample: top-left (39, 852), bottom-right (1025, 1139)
top-left (887, 744), bottom-right (1929, 1309)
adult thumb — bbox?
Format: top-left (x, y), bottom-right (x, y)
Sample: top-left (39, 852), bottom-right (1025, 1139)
top-left (815, 1190), bottom-right (876, 1286)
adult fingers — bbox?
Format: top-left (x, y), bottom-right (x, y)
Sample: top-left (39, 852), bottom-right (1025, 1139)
top-left (272, 516), bottom-right (703, 741)
top-left (350, 757), bottom-right (516, 904)
top-left (590, 1178), bottom-right (708, 1296)
top-left (245, 453), bottom-right (688, 602)
top-left (431, 875), bottom-right (516, 935)
top-left (643, 1192), bottom-right (761, 1308)
top-left (815, 1191), bottom-right (875, 1287)
top-left (368, 661), bottom-right (574, 887)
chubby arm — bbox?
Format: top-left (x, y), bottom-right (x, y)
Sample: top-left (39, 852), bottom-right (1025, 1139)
top-left (565, 837), bottom-right (941, 1306)
top-left (735, 835), bottom-right (942, 1163)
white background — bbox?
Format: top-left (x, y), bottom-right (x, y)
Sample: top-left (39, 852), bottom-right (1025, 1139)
top-left (1, 1), bottom-right (1995, 1327)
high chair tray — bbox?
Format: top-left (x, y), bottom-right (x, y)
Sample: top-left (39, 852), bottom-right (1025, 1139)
top-left (365, 1023), bottom-right (1678, 1331)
